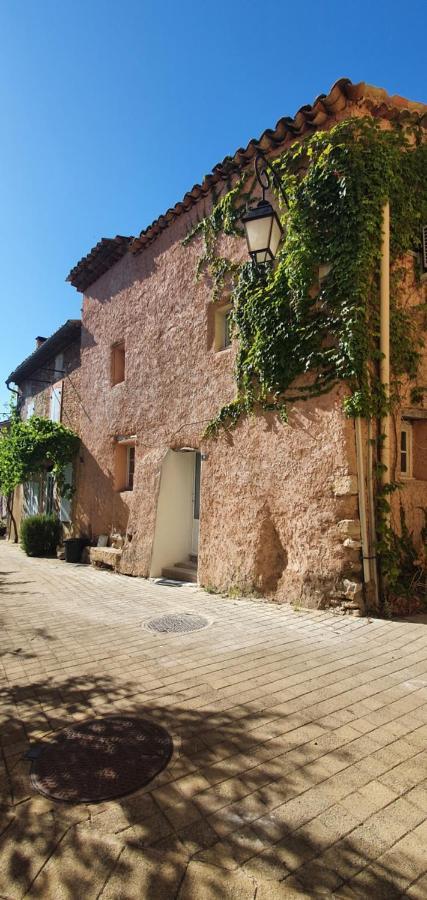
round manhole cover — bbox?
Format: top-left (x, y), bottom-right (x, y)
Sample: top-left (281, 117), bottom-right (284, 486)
top-left (144, 613), bottom-right (208, 634)
top-left (30, 716), bottom-right (173, 803)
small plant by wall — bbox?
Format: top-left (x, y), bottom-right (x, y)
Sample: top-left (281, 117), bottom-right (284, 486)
top-left (20, 514), bottom-right (62, 557)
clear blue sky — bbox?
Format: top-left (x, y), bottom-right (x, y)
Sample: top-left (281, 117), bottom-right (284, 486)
top-left (0, 0), bottom-right (425, 416)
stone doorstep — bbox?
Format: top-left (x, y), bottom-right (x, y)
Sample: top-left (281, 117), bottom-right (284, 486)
top-left (88, 547), bottom-right (122, 571)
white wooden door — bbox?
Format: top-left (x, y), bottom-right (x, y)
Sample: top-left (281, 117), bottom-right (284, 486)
top-left (191, 452), bottom-right (201, 556)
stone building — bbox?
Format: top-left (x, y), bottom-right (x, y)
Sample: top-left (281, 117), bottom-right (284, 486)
top-left (6, 320), bottom-right (82, 534)
top-left (6, 79), bottom-right (425, 612)
top-left (62, 79), bottom-right (427, 612)
top-left (0, 420), bottom-right (9, 521)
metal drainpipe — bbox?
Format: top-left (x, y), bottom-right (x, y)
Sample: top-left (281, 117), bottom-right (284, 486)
top-left (367, 417), bottom-right (379, 605)
top-left (380, 202), bottom-right (391, 501)
top-left (353, 202), bottom-right (389, 607)
top-left (355, 417), bottom-right (371, 585)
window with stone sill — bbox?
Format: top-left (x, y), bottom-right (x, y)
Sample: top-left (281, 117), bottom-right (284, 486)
top-left (114, 440), bottom-right (136, 492)
top-left (214, 305), bottom-right (233, 352)
top-left (401, 418), bottom-right (427, 481)
top-left (111, 342), bottom-right (125, 386)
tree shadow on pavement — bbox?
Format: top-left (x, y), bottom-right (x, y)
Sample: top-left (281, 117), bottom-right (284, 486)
top-left (0, 670), bottom-right (422, 899)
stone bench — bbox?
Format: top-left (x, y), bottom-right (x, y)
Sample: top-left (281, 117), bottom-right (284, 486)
top-left (88, 547), bottom-right (122, 571)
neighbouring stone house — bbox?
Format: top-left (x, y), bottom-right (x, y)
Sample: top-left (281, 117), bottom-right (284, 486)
top-left (6, 320), bottom-right (82, 535)
top-left (61, 78), bottom-right (427, 612)
top-left (0, 419), bottom-right (9, 521)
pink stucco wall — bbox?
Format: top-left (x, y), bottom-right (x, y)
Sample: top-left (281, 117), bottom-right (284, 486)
top-left (73, 192), bottom-right (362, 606)
top-left (71, 96), bottom-right (427, 609)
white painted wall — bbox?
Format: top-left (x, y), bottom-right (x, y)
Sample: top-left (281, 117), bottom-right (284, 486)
top-left (150, 450), bottom-right (195, 577)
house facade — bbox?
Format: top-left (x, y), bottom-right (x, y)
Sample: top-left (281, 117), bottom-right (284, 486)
top-left (6, 320), bottom-right (82, 535)
top-left (63, 79), bottom-right (427, 612)
top-left (5, 80), bottom-right (426, 613)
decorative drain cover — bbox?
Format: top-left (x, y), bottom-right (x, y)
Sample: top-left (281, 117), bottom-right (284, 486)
top-left (144, 613), bottom-right (208, 634)
top-left (30, 716), bottom-right (173, 803)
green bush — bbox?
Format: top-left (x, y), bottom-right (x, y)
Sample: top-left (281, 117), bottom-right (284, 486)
top-left (20, 514), bottom-right (62, 557)
top-left (0, 520), bottom-right (7, 537)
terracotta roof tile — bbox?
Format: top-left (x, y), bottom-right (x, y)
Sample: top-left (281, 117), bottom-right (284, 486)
top-left (67, 78), bottom-right (427, 291)
top-left (67, 236), bottom-right (133, 293)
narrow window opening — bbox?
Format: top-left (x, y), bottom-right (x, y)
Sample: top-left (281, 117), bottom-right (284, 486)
top-left (54, 352), bottom-right (64, 377)
top-left (223, 310), bottom-right (232, 349)
top-left (111, 342), bottom-right (125, 385)
top-left (114, 439), bottom-right (136, 491)
top-left (400, 422), bottom-right (412, 477)
top-left (127, 445), bottom-right (135, 491)
top-left (50, 382), bottom-right (62, 422)
top-left (421, 224), bottom-right (427, 273)
top-left (214, 305), bottom-right (233, 352)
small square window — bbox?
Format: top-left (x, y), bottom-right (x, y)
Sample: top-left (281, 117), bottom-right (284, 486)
top-left (111, 342), bottom-right (125, 385)
top-left (400, 422), bottom-right (413, 478)
top-left (214, 306), bottom-right (233, 352)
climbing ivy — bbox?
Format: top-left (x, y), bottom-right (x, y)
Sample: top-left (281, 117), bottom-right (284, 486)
top-left (183, 173), bottom-right (251, 298)
top-left (377, 494), bottom-right (427, 611)
top-left (185, 118), bottom-right (427, 436)
top-left (0, 406), bottom-right (79, 541)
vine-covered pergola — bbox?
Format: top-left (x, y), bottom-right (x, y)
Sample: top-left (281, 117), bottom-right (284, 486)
top-left (0, 411), bottom-right (79, 541)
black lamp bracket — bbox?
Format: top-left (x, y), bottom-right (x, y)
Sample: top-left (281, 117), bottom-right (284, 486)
top-left (254, 152), bottom-right (289, 208)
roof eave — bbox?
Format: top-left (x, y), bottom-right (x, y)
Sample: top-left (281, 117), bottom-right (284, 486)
top-left (6, 319), bottom-right (81, 387)
top-left (66, 78), bottom-right (427, 292)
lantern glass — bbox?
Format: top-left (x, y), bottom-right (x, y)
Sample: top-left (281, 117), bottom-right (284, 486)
top-left (242, 200), bottom-right (283, 264)
top-left (269, 214), bottom-right (282, 258)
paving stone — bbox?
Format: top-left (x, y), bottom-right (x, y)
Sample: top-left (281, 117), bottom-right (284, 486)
top-left (0, 814), bottom-right (70, 898)
top-left (176, 817), bottom-right (219, 854)
top-left (26, 826), bottom-right (124, 899)
top-left (255, 885), bottom-right (313, 900)
top-left (178, 861), bottom-right (256, 899)
top-left (101, 845), bottom-right (187, 900)
top-left (2, 541), bottom-right (427, 898)
top-left (373, 831), bottom-right (427, 891)
top-left (291, 858), bottom-right (344, 892)
top-left (347, 861), bottom-right (405, 899)
top-left (406, 873), bottom-right (427, 899)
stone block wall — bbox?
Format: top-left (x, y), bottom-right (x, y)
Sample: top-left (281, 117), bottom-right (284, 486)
top-left (70, 196), bottom-right (368, 608)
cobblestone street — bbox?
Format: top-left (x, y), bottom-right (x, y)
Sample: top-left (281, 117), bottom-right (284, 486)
top-left (1, 541), bottom-right (427, 898)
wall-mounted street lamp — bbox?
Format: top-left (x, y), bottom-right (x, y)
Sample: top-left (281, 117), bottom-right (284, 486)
top-left (241, 153), bottom-right (288, 265)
